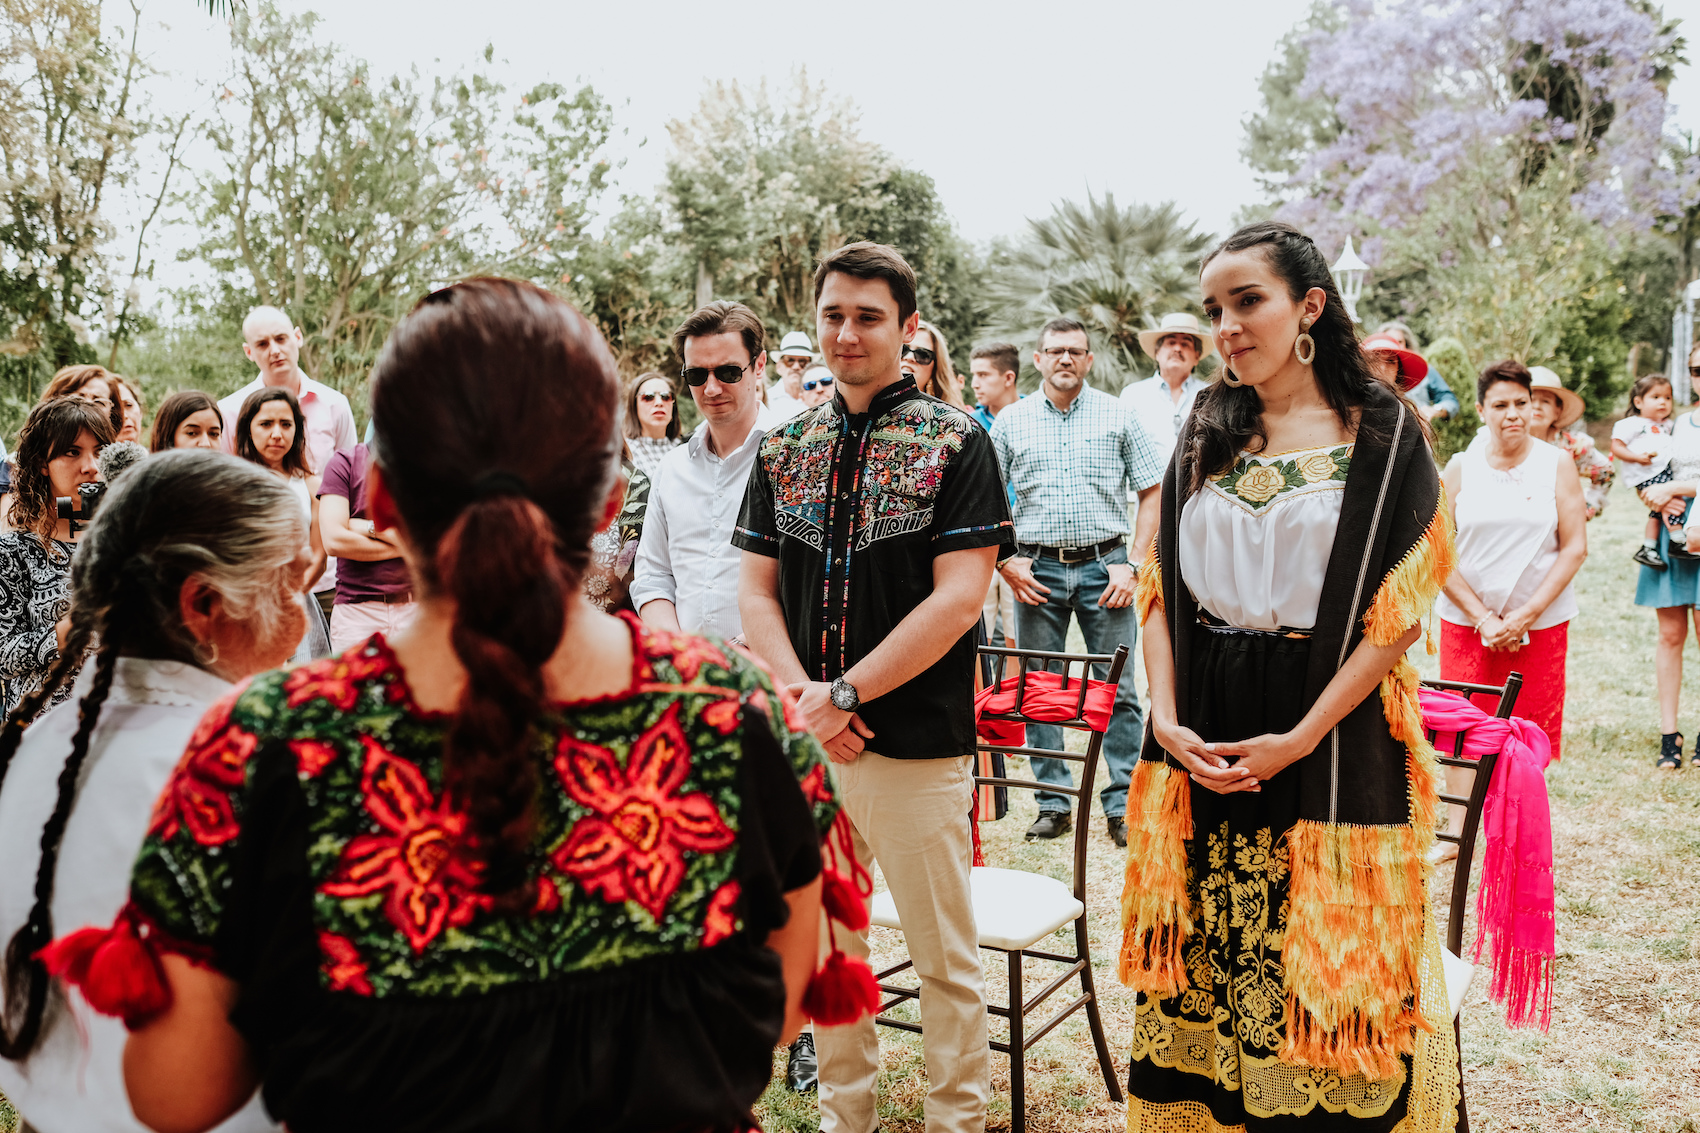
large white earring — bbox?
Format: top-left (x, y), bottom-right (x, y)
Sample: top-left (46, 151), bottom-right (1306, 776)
top-left (1222, 368), bottom-right (1243, 388)
top-left (1294, 320), bottom-right (1316, 366)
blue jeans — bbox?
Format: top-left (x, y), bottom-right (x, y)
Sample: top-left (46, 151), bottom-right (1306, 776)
top-left (1014, 547), bottom-right (1142, 818)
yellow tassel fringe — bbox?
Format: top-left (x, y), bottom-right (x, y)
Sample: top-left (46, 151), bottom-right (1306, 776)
top-left (1361, 495), bottom-right (1456, 650)
top-left (1134, 535), bottom-right (1163, 626)
top-left (1118, 760), bottom-right (1194, 996)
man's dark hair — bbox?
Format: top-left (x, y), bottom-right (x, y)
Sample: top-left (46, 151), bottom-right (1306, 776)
top-left (672, 300), bottom-right (766, 366)
top-left (813, 241), bottom-right (917, 325)
top-left (1036, 316), bottom-right (1089, 352)
top-left (1476, 359), bottom-right (1532, 405)
top-left (971, 342), bottom-right (1021, 378)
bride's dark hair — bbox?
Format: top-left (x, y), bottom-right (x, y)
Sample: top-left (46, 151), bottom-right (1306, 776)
top-left (1184, 221), bottom-right (1409, 496)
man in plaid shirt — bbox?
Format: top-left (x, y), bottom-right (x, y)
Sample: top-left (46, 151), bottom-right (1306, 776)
top-left (989, 316), bottom-right (1165, 847)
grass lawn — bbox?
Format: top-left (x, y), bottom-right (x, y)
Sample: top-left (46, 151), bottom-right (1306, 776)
top-left (756, 474), bottom-right (1700, 1133)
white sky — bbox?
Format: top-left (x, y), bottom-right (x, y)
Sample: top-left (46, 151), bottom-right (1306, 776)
top-left (126, 0), bottom-right (1700, 297)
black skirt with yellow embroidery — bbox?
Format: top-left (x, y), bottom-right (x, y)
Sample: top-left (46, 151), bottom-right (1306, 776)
top-left (1126, 628), bottom-right (1459, 1133)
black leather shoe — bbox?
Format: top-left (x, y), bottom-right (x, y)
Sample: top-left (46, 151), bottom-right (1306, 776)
top-left (1025, 811), bottom-right (1071, 840)
top-left (1107, 816), bottom-right (1128, 848)
top-left (785, 1032), bottom-right (817, 1092)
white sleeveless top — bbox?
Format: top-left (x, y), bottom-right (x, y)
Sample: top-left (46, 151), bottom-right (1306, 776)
top-left (1179, 443), bottom-right (1351, 631)
top-left (1436, 439), bottom-right (1576, 630)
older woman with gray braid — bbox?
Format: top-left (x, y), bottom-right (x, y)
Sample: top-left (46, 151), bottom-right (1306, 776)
top-left (0, 449), bottom-right (305, 1133)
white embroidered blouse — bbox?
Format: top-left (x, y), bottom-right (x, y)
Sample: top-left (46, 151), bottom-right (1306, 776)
top-left (1178, 444), bottom-right (1352, 632)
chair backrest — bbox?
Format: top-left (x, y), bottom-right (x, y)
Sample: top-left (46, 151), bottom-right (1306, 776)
top-left (976, 644), bottom-right (1131, 907)
top-left (1421, 673), bottom-right (1523, 956)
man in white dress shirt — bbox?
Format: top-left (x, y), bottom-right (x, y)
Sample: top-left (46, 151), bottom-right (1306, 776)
top-left (1119, 311), bottom-right (1213, 467)
top-left (632, 301), bottom-right (775, 640)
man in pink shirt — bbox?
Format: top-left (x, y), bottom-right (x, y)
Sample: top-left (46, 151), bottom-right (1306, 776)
top-left (221, 305), bottom-right (358, 615)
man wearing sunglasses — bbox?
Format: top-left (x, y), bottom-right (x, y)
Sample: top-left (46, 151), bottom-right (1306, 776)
top-left (798, 365), bottom-right (836, 408)
top-left (630, 300), bottom-right (776, 643)
top-left (767, 330), bottom-right (814, 420)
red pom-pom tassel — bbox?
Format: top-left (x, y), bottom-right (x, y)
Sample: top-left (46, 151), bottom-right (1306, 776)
top-left (38, 915), bottom-right (172, 1029)
top-left (802, 951), bottom-right (880, 1026)
top-left (820, 868), bottom-right (869, 933)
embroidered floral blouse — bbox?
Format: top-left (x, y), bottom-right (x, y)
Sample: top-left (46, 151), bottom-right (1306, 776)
top-left (0, 532), bottom-right (77, 718)
top-left (113, 617), bottom-right (833, 1133)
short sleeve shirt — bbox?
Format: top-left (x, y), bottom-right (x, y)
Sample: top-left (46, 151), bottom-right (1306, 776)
top-left (734, 376), bottom-right (1014, 759)
top-left (318, 444), bottom-right (411, 604)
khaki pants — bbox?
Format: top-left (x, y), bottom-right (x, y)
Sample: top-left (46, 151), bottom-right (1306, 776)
top-left (816, 752), bottom-right (988, 1133)
top-left (329, 599), bottom-right (419, 655)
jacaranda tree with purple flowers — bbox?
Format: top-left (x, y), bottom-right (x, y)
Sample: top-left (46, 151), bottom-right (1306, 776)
top-left (1250, 0), bottom-right (1693, 415)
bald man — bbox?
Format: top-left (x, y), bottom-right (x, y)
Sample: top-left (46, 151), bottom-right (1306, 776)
top-left (220, 306), bottom-right (358, 612)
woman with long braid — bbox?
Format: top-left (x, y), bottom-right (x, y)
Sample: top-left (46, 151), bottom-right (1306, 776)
top-left (0, 449), bottom-right (306, 1132)
top-left (45, 281), bottom-right (852, 1133)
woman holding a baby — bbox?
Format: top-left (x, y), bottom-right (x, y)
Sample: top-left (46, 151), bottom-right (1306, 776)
top-left (1634, 357), bottom-right (1700, 768)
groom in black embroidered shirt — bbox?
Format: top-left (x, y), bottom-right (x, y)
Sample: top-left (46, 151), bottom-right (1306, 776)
top-left (735, 241), bottom-right (1012, 1133)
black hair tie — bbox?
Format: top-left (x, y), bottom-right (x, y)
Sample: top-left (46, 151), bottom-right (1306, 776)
top-left (470, 471), bottom-right (532, 502)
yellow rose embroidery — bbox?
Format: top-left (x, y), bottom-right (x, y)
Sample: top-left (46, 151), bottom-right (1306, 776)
top-left (1235, 463), bottom-right (1287, 504)
top-left (1296, 450), bottom-right (1338, 483)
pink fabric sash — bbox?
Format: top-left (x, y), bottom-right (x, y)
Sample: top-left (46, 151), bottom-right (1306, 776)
top-left (1419, 688), bottom-right (1556, 1030)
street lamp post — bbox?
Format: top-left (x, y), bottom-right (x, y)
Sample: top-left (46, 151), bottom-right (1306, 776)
top-left (1331, 237), bottom-right (1370, 324)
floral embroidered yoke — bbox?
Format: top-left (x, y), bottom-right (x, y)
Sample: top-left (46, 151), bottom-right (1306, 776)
top-left (61, 616), bottom-right (834, 1133)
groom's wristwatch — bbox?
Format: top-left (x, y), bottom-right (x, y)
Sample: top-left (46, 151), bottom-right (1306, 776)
top-left (829, 676), bottom-right (860, 712)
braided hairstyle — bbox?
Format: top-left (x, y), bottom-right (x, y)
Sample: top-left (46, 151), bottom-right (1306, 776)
top-left (1186, 221), bottom-right (1408, 496)
top-left (0, 449), bottom-right (305, 1060)
top-left (370, 279), bottom-right (620, 906)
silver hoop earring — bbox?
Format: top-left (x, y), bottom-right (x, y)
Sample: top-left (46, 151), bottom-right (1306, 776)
top-left (192, 639), bottom-right (220, 667)
top-left (1294, 333), bottom-right (1316, 366)
top-left (1222, 368), bottom-right (1244, 388)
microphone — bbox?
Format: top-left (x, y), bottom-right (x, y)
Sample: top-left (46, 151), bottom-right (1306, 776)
top-left (96, 441), bottom-right (149, 484)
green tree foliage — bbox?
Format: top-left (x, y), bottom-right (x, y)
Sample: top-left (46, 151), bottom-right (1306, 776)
top-left (0, 0), bottom-right (147, 418)
top-left (1423, 335), bottom-right (1482, 463)
top-left (179, 3), bottom-right (614, 408)
top-left (662, 73), bottom-right (980, 370)
top-left (1241, 0), bottom-right (1344, 199)
top-left (981, 194), bottom-right (1213, 393)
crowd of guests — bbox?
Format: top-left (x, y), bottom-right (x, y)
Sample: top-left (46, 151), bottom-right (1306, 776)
top-left (0, 217), bottom-right (1676, 1133)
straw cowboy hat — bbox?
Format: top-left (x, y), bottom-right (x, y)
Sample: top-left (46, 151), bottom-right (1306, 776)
top-left (1528, 366), bottom-right (1585, 430)
top-left (1359, 332), bottom-right (1429, 392)
top-left (1137, 313), bottom-right (1217, 361)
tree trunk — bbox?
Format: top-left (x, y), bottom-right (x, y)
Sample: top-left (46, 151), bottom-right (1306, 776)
top-left (695, 259), bottom-right (714, 308)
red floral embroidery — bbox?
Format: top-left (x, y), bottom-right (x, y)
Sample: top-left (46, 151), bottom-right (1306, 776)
top-left (148, 701), bottom-right (258, 847)
top-left (290, 739), bottom-right (339, 778)
top-left (701, 696), bottom-right (742, 735)
top-left (701, 880), bottom-right (741, 947)
top-left (799, 763), bottom-right (834, 808)
top-left (772, 684), bottom-right (809, 736)
top-left (639, 627), bottom-right (728, 682)
top-left (321, 738), bottom-right (482, 953)
top-left (551, 702), bottom-right (735, 920)
top-left (283, 649), bottom-right (390, 711)
top-left (318, 930), bottom-right (373, 995)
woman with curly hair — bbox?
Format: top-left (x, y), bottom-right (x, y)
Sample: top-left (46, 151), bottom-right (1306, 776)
top-left (0, 399), bottom-right (114, 718)
top-left (0, 449), bottom-right (302, 1132)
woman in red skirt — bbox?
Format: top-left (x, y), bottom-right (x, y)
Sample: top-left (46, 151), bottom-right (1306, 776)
top-left (1436, 360), bottom-right (1587, 762)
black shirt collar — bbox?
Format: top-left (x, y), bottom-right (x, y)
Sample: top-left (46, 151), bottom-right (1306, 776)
top-left (831, 375), bottom-right (918, 422)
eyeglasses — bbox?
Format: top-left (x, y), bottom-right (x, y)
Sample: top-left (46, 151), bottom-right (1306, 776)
top-left (638, 391), bottom-right (673, 403)
top-left (1041, 347), bottom-right (1089, 359)
top-left (902, 345), bottom-right (936, 366)
top-left (680, 362), bottom-right (752, 387)
top-left (803, 376), bottom-right (834, 392)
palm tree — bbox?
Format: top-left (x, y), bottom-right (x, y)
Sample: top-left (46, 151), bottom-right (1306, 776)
top-left (984, 194), bottom-right (1213, 392)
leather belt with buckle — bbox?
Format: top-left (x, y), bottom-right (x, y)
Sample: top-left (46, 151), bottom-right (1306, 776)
top-left (1028, 537), bottom-right (1124, 564)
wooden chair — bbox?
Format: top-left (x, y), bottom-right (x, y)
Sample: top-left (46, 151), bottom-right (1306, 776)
top-left (869, 644), bottom-right (1129, 1133)
top-left (1420, 672), bottom-right (1523, 1133)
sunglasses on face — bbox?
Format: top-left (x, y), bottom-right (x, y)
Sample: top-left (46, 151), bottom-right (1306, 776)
top-left (1690, 365), bottom-right (1700, 377)
top-left (639, 391), bottom-right (673, 403)
top-left (680, 362), bottom-right (751, 387)
top-left (902, 345), bottom-right (936, 366)
top-left (803, 376), bottom-right (834, 391)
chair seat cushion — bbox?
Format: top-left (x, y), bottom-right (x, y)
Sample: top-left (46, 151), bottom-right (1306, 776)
top-left (867, 867), bottom-right (1085, 952)
top-left (1442, 947), bottom-right (1475, 1020)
